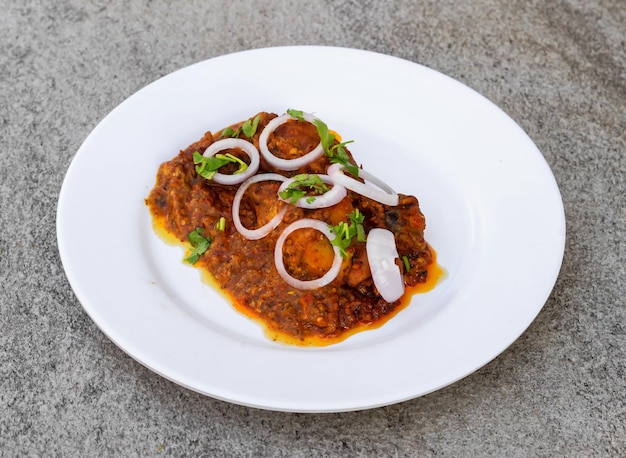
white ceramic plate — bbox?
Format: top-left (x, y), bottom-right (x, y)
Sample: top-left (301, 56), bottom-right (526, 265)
top-left (57, 46), bottom-right (565, 412)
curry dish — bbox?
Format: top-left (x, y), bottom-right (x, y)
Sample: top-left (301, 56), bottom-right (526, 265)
top-left (146, 111), bottom-right (436, 345)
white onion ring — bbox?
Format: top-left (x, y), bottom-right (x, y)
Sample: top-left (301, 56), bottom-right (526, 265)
top-left (274, 219), bottom-right (343, 290)
top-left (366, 228), bottom-right (405, 303)
top-left (232, 173), bottom-right (288, 240)
top-left (277, 174), bottom-right (347, 209)
top-left (327, 163), bottom-right (399, 206)
top-left (202, 138), bottom-right (260, 185)
top-left (258, 113), bottom-right (324, 171)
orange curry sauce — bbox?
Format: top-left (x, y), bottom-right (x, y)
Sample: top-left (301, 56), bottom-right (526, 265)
top-left (228, 248), bottom-right (443, 346)
top-left (146, 112), bottom-right (443, 346)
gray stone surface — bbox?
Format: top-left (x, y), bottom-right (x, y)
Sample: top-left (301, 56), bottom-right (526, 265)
top-left (1, 0), bottom-right (624, 455)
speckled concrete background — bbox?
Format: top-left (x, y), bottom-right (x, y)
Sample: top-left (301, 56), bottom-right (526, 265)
top-left (1, 0), bottom-right (624, 456)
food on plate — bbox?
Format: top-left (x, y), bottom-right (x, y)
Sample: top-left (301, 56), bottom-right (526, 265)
top-left (146, 110), bottom-right (440, 345)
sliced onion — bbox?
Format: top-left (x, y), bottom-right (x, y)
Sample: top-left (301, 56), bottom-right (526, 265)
top-left (366, 228), bottom-right (404, 302)
top-left (258, 113), bottom-right (324, 170)
top-left (277, 174), bottom-right (347, 209)
top-left (232, 173), bottom-right (288, 240)
top-left (327, 163), bottom-right (399, 206)
top-left (202, 138), bottom-right (260, 185)
top-left (274, 219), bottom-right (342, 290)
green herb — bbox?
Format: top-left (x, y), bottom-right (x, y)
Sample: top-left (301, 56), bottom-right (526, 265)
top-left (185, 227), bottom-right (212, 264)
top-left (241, 115), bottom-right (261, 138)
top-left (279, 174), bottom-right (329, 204)
top-left (330, 221), bottom-right (351, 257)
top-left (216, 153), bottom-right (248, 174)
top-left (286, 108), bottom-right (305, 121)
top-left (312, 119), bottom-right (333, 152)
top-left (351, 208), bottom-right (366, 242)
top-left (402, 255), bottom-right (411, 272)
top-left (193, 151), bottom-right (248, 180)
top-left (286, 109), bottom-right (359, 176)
top-left (329, 209), bottom-right (366, 258)
top-left (193, 152), bottom-right (229, 180)
top-left (330, 140), bottom-right (359, 177)
top-left (220, 127), bottom-right (238, 138)
top-left (216, 216), bottom-right (226, 232)
top-left (220, 115), bottom-right (261, 139)
top-left (312, 119), bottom-right (359, 177)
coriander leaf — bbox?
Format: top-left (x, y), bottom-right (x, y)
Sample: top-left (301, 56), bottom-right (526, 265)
top-left (329, 221), bottom-right (351, 258)
top-left (349, 208), bottom-right (365, 225)
top-left (216, 216), bottom-right (226, 232)
top-left (185, 227), bottom-right (212, 264)
top-left (220, 127), bottom-right (239, 138)
top-left (356, 223), bottom-right (366, 243)
top-left (328, 209), bottom-right (366, 258)
top-left (313, 119), bottom-right (334, 153)
top-left (193, 152), bottom-right (230, 180)
top-left (312, 119), bottom-right (359, 177)
top-left (285, 113), bottom-right (361, 177)
top-left (329, 141), bottom-right (360, 177)
top-left (402, 255), bottom-right (411, 272)
top-left (214, 153), bottom-right (248, 174)
top-left (350, 209), bottom-right (366, 242)
top-left (193, 151), bottom-right (248, 180)
top-left (241, 114), bottom-right (261, 139)
top-left (279, 187), bottom-right (307, 203)
top-left (286, 108), bottom-right (305, 121)
top-left (187, 227), bottom-right (208, 246)
top-left (293, 174), bottom-right (328, 193)
top-left (278, 174), bottom-right (329, 204)
top-left (343, 163), bottom-right (360, 178)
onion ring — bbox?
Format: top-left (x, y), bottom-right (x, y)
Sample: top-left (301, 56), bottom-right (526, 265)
top-left (202, 138), bottom-right (260, 185)
top-left (232, 173), bottom-right (288, 240)
top-left (277, 174), bottom-right (347, 209)
top-left (274, 219), bottom-right (343, 290)
top-left (327, 163), bottom-right (399, 206)
top-left (366, 228), bottom-right (405, 303)
top-left (258, 113), bottom-right (324, 170)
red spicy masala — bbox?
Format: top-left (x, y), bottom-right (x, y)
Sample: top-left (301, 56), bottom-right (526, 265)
top-left (146, 110), bottom-right (436, 345)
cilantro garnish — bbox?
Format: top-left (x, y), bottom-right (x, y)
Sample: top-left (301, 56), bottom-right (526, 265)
top-left (312, 118), bottom-right (359, 177)
top-left (279, 174), bottom-right (329, 204)
top-left (402, 255), bottom-right (411, 272)
top-left (220, 115), bottom-right (261, 139)
top-left (286, 108), bottom-right (305, 121)
top-left (216, 216), bottom-right (226, 232)
top-left (220, 127), bottom-right (237, 138)
top-left (185, 227), bottom-right (212, 264)
top-left (193, 151), bottom-right (248, 180)
top-left (329, 139), bottom-right (359, 177)
top-left (286, 108), bottom-right (360, 177)
top-left (241, 115), bottom-right (261, 138)
top-left (329, 209), bottom-right (366, 258)
top-left (350, 209), bottom-right (367, 243)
